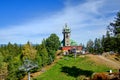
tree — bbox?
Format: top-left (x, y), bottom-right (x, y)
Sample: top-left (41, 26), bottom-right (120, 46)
top-left (22, 41), bottom-right (37, 60)
top-left (107, 11), bottom-right (120, 53)
top-left (94, 38), bottom-right (103, 54)
top-left (46, 34), bottom-right (61, 51)
top-left (36, 39), bottom-right (49, 66)
top-left (103, 31), bottom-right (111, 52)
top-left (102, 31), bottom-right (117, 53)
top-left (108, 11), bottom-right (120, 37)
top-left (101, 35), bottom-right (105, 51)
top-left (86, 39), bottom-right (94, 53)
top-left (115, 38), bottom-right (120, 53)
top-left (7, 55), bottom-right (23, 80)
top-left (45, 33), bottom-right (60, 60)
top-left (0, 52), bottom-right (8, 79)
top-left (0, 52), bottom-right (4, 65)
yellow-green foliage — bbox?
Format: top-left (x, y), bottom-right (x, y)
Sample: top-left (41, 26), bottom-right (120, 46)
top-left (22, 42), bottom-right (37, 60)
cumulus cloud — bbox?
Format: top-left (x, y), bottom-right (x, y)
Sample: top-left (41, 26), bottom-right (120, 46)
top-left (0, 0), bottom-right (120, 44)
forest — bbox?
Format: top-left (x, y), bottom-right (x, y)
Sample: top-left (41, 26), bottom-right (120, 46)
top-left (86, 11), bottom-right (120, 54)
top-left (0, 33), bottom-right (61, 80)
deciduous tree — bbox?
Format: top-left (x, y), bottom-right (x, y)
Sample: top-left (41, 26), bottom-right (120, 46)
top-left (22, 41), bottom-right (37, 60)
top-left (45, 33), bottom-right (60, 60)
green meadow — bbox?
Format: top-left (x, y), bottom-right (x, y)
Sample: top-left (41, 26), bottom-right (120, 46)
top-left (34, 55), bottom-right (115, 80)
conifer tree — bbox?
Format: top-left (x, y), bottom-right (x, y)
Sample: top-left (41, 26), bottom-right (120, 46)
top-left (86, 39), bottom-right (94, 53)
top-left (108, 11), bottom-right (120, 37)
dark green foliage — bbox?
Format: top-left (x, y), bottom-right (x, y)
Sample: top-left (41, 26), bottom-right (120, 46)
top-left (46, 33), bottom-right (60, 51)
top-left (36, 41), bottom-right (49, 67)
top-left (45, 33), bottom-right (61, 60)
top-left (102, 31), bottom-right (112, 52)
top-left (115, 38), bottom-right (120, 53)
top-left (101, 35), bottom-right (105, 51)
top-left (106, 11), bottom-right (120, 53)
top-left (86, 39), bottom-right (94, 53)
top-left (108, 11), bottom-right (120, 37)
top-left (94, 38), bottom-right (103, 54)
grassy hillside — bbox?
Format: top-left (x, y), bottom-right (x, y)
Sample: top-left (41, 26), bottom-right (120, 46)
top-left (34, 55), bottom-right (116, 80)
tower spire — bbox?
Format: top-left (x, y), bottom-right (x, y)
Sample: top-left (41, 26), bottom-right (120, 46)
top-left (65, 23), bottom-right (67, 28)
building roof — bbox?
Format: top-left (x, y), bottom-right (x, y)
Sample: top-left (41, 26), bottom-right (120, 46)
top-left (70, 39), bottom-right (78, 46)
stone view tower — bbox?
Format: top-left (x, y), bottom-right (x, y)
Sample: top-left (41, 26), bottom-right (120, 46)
top-left (62, 24), bottom-right (71, 46)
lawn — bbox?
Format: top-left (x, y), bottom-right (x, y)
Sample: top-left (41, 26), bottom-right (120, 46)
top-left (34, 55), bottom-right (115, 80)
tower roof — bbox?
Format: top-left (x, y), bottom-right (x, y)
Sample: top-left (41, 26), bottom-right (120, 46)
top-left (62, 24), bottom-right (71, 33)
top-left (64, 23), bottom-right (70, 29)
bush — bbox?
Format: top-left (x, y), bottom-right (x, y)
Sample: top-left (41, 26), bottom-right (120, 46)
top-left (76, 75), bottom-right (88, 80)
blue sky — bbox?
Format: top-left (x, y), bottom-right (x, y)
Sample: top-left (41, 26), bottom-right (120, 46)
top-left (0, 0), bottom-right (120, 44)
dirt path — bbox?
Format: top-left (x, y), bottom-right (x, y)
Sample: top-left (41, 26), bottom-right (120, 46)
top-left (87, 54), bottom-right (120, 69)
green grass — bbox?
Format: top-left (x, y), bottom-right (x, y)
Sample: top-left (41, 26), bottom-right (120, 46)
top-left (34, 55), bottom-right (115, 80)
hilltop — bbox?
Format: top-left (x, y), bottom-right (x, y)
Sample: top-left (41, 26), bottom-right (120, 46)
top-left (24, 53), bottom-right (120, 80)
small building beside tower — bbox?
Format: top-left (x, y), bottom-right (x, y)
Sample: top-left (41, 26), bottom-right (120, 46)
top-left (61, 24), bottom-right (82, 53)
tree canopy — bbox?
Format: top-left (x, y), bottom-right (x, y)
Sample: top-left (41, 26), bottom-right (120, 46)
top-left (45, 33), bottom-right (61, 59)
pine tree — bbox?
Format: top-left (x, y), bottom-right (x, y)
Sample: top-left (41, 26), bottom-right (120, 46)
top-left (103, 31), bottom-right (111, 52)
top-left (107, 11), bottom-right (120, 53)
top-left (108, 11), bottom-right (120, 37)
top-left (94, 38), bottom-right (103, 54)
top-left (40, 40), bottom-right (49, 66)
top-left (86, 39), bottom-right (94, 53)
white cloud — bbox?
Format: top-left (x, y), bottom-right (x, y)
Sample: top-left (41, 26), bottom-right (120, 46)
top-left (0, 0), bottom-right (120, 44)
